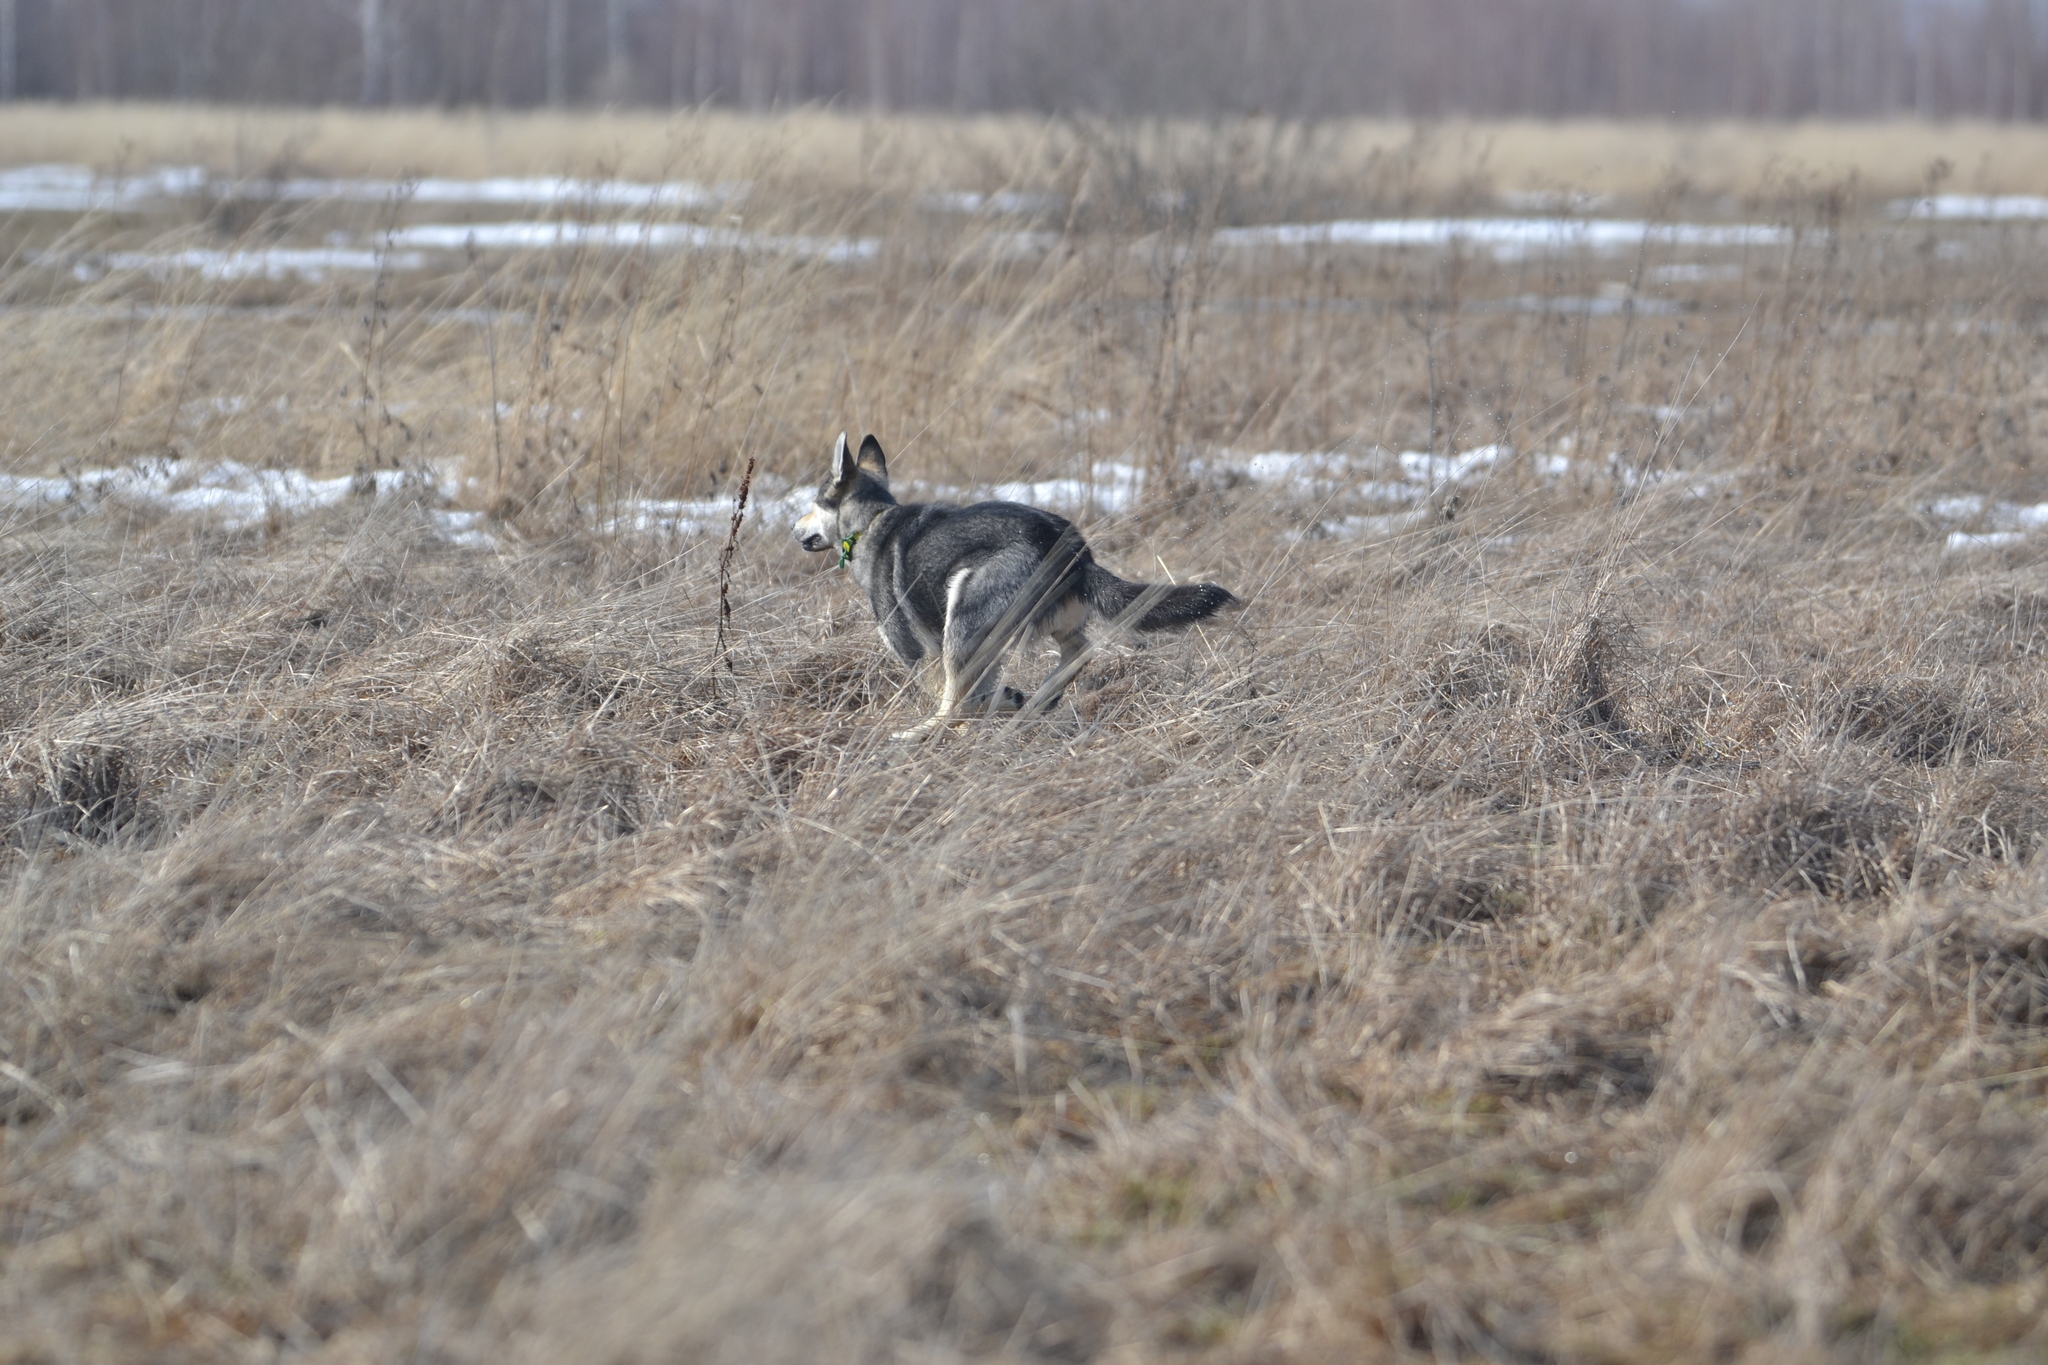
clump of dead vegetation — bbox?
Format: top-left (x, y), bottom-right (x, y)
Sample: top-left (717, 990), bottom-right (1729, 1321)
top-left (2, 115), bottom-right (2047, 1365)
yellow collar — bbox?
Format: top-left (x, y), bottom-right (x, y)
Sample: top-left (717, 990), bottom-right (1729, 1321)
top-left (837, 532), bottom-right (860, 567)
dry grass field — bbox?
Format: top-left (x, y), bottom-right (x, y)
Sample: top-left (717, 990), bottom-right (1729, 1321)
top-left (16, 104), bottom-right (2048, 202)
top-left (5, 107), bottom-right (2048, 1363)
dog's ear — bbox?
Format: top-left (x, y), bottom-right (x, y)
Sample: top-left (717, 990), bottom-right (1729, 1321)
top-left (856, 434), bottom-right (888, 481)
top-left (829, 431), bottom-right (856, 493)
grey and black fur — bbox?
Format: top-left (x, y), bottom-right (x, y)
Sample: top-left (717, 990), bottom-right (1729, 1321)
top-left (795, 432), bottom-right (1238, 737)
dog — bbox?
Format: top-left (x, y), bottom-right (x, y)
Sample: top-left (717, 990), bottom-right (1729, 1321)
top-left (794, 432), bottom-right (1238, 738)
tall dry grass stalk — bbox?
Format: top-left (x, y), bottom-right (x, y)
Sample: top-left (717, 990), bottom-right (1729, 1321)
top-left (1, 112), bottom-right (2047, 1362)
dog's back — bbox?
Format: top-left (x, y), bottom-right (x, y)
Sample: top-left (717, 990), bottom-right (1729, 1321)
top-left (868, 499), bottom-right (1093, 642)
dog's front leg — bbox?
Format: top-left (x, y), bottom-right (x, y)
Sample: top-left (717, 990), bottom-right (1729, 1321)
top-left (887, 648), bottom-right (954, 739)
top-left (894, 647), bottom-right (1017, 738)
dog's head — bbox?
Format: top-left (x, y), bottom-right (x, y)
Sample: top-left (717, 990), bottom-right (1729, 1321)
top-left (794, 431), bottom-right (893, 554)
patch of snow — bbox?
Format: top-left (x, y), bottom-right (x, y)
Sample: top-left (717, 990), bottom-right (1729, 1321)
top-left (1648, 262), bottom-right (1743, 284)
top-left (67, 246), bottom-right (426, 282)
top-left (1948, 530), bottom-right (2029, 552)
top-left (1892, 195), bottom-right (2048, 220)
top-left (0, 454), bottom-right (843, 548)
top-left (1474, 293), bottom-right (1684, 316)
top-left (1214, 442), bottom-right (1574, 506)
top-left (389, 220), bottom-right (878, 262)
top-left (1398, 443), bottom-right (1511, 487)
top-left (752, 486), bottom-right (808, 525)
top-left (0, 164), bottom-right (210, 212)
top-left (1924, 494), bottom-right (2048, 542)
top-left (0, 163), bottom-right (742, 213)
top-left (1214, 217), bottom-right (1795, 262)
top-left (1928, 494), bottom-right (1988, 520)
top-left (0, 457), bottom-right (463, 533)
top-left (599, 497), bottom-right (725, 537)
top-left (1214, 441), bottom-right (1733, 514)
top-left (1194, 450), bottom-right (1416, 502)
top-left (270, 176), bottom-right (739, 209)
top-left (432, 509), bottom-right (498, 549)
top-left (986, 462), bottom-right (1144, 516)
top-left (1232, 451), bottom-right (1344, 486)
top-left (0, 471), bottom-right (84, 511)
top-left (600, 484), bottom-right (809, 538)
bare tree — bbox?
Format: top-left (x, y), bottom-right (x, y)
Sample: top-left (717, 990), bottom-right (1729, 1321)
top-left (736, 0), bottom-right (766, 109)
top-left (953, 0), bottom-right (983, 110)
top-left (603, 0), bottom-right (631, 100)
top-left (0, 0), bottom-right (16, 101)
top-left (359, 0), bottom-right (383, 104)
top-left (692, 0), bottom-right (722, 104)
top-left (864, 0), bottom-right (889, 109)
top-left (546, 0), bottom-right (568, 105)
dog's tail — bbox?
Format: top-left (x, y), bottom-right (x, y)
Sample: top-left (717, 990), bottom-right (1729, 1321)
top-left (1082, 564), bottom-right (1239, 631)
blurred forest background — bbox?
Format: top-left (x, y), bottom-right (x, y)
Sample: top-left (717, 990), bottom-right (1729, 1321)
top-left (1, 0), bottom-right (2046, 120)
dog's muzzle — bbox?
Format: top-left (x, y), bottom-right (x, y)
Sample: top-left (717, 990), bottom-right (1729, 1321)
top-left (794, 507), bottom-right (831, 553)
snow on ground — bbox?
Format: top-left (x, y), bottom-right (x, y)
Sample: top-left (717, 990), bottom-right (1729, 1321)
top-left (51, 224), bottom-right (878, 281)
top-left (1232, 446), bottom-right (1506, 542)
top-left (388, 220), bottom-right (880, 262)
top-left (1474, 293), bottom-right (1686, 317)
top-left (0, 159), bottom-right (1836, 282)
top-left (268, 176), bottom-right (738, 209)
top-left (0, 457), bottom-right (481, 544)
top-left (1214, 217), bottom-right (1795, 261)
top-left (1213, 451), bottom-right (1377, 500)
top-left (0, 164), bottom-right (212, 212)
top-left (1947, 531), bottom-right (2029, 552)
top-left (0, 164), bottom-right (737, 213)
top-left (0, 435), bottom-right (1719, 551)
top-left (1397, 444), bottom-right (1513, 486)
top-left (1891, 195), bottom-right (2048, 221)
top-left (1222, 441), bottom-right (1753, 541)
top-left (26, 434), bottom-right (2030, 559)
top-left (984, 463), bottom-right (1145, 516)
top-left (1649, 262), bottom-right (1744, 284)
top-left (597, 483), bottom-right (810, 539)
top-left (1923, 493), bottom-right (2048, 552)
top-left (66, 246), bottom-right (428, 283)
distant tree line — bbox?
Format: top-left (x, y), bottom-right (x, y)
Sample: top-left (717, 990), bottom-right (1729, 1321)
top-left (0, 0), bottom-right (2044, 120)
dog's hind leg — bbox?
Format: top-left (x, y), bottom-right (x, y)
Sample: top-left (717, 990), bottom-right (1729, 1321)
top-left (1017, 597), bottom-right (1091, 719)
top-left (913, 654), bottom-right (947, 699)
